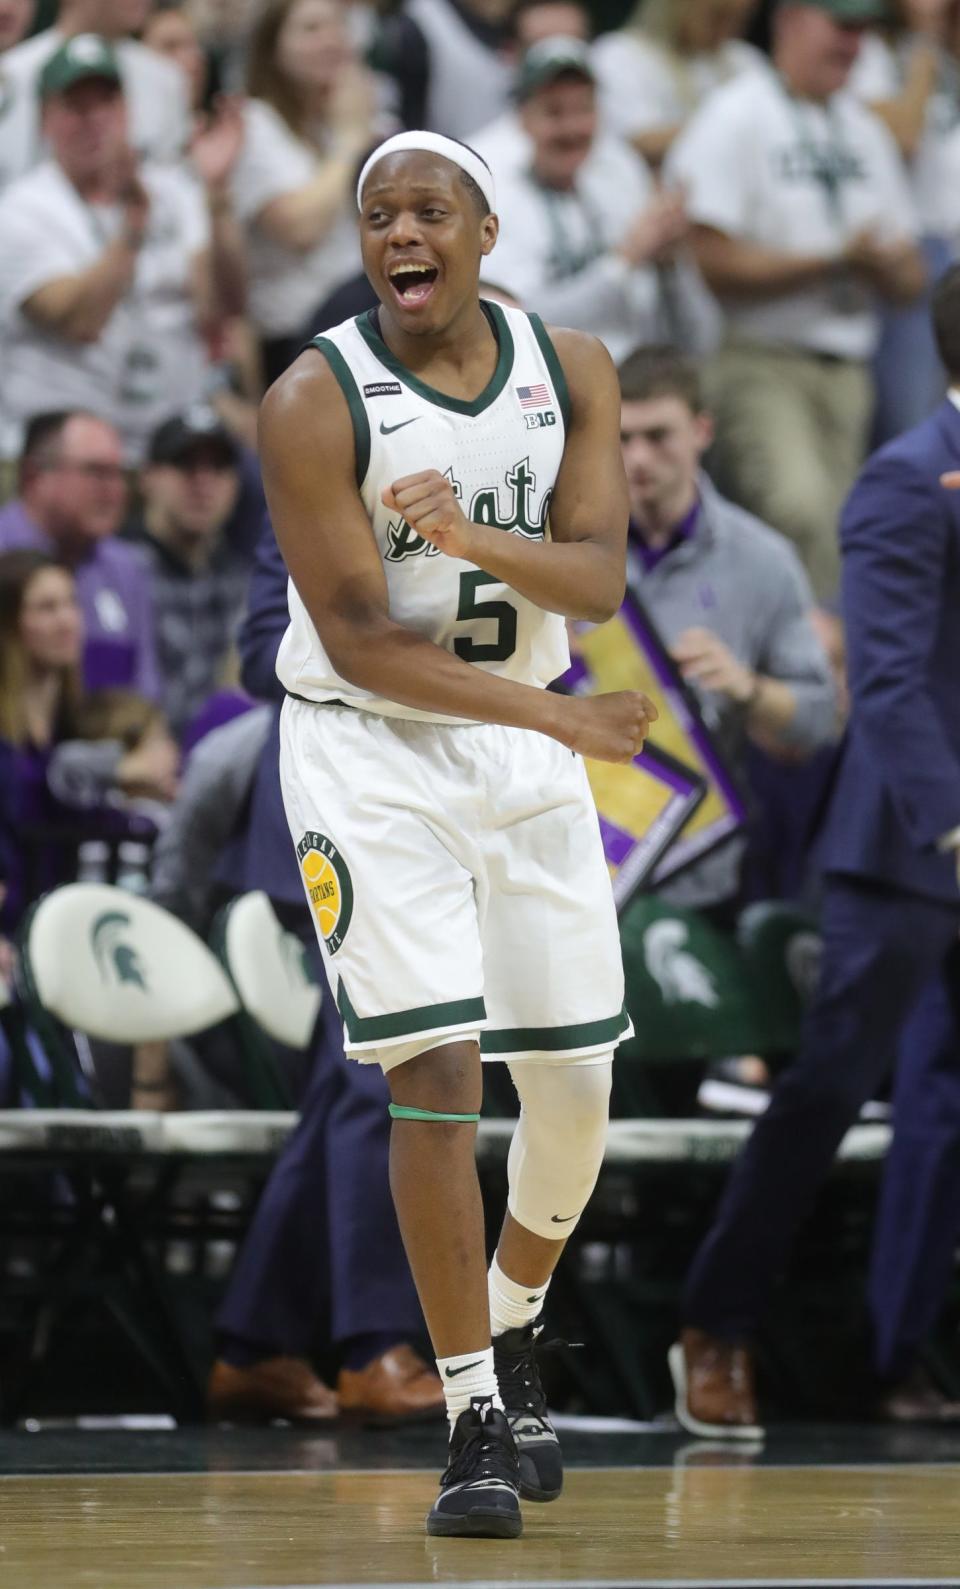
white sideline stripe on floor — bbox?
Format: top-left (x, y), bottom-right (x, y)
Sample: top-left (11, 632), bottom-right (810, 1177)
top-left (227, 1579), bottom-right (960, 1589)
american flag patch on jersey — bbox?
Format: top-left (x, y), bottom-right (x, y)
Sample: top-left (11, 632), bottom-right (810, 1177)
top-left (516, 383), bottom-right (551, 410)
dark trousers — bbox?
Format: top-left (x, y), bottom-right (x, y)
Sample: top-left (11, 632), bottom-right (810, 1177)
top-left (216, 990), bottom-right (422, 1358)
top-left (684, 875), bottom-right (960, 1379)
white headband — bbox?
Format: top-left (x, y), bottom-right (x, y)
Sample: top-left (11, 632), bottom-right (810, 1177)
top-left (356, 131), bottom-right (496, 216)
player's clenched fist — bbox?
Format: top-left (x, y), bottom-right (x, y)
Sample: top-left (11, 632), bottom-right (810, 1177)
top-left (556, 691), bottom-right (658, 764)
top-left (382, 470), bottom-right (477, 560)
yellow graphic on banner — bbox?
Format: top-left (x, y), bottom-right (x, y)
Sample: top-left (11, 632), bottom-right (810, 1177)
top-left (586, 756), bottom-right (686, 852)
top-left (575, 603), bottom-right (743, 881)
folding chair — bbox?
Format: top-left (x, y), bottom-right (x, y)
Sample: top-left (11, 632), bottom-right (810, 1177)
top-left (616, 894), bottom-right (764, 1116)
top-left (736, 900), bottom-right (821, 1056)
top-left (4, 884), bottom-right (241, 1418)
top-left (16, 883), bottom-right (240, 1106)
top-left (211, 891), bottom-right (322, 1109)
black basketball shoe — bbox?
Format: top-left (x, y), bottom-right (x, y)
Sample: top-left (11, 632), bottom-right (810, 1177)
top-left (425, 1396), bottom-right (522, 1538)
top-left (493, 1321), bottom-right (563, 1502)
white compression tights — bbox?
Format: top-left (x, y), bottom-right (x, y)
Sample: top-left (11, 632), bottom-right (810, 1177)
top-left (504, 1055), bottom-right (613, 1241)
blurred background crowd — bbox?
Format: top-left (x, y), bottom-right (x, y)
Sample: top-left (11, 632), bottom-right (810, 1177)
top-left (1, 0), bottom-right (959, 1426)
top-left (1, 0), bottom-right (949, 1065)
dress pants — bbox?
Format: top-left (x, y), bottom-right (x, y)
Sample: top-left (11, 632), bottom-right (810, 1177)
top-left (871, 956), bottom-right (960, 1377)
top-left (684, 875), bottom-right (960, 1378)
top-left (216, 965), bottom-right (423, 1358)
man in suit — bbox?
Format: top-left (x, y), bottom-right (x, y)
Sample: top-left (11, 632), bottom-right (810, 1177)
top-left (670, 263), bottom-right (960, 1438)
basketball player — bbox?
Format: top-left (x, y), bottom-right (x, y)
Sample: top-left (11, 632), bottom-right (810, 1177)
top-left (260, 130), bottom-right (655, 1540)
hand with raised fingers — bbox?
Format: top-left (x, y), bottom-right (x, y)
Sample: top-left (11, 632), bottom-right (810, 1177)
top-left (191, 94), bottom-right (246, 194)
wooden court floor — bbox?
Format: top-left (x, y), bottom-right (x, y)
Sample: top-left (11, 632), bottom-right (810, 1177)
top-left (3, 1444), bottom-right (960, 1589)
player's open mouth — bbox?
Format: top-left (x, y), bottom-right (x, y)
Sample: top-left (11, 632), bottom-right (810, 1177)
top-left (388, 262), bottom-right (439, 306)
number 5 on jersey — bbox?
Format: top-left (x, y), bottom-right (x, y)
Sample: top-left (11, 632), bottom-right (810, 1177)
top-left (454, 571), bottom-right (518, 663)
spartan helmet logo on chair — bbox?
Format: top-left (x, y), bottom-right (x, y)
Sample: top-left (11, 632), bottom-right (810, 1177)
top-left (643, 920), bottom-right (719, 1009)
top-left (90, 911), bottom-right (149, 991)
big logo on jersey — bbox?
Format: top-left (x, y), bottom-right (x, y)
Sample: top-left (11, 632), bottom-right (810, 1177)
top-left (297, 831), bottom-right (354, 955)
top-left (385, 458), bottom-right (552, 563)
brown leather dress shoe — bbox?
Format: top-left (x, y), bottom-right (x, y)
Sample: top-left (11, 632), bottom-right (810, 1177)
top-left (207, 1356), bottom-right (339, 1424)
top-left (668, 1327), bottom-right (765, 1441)
top-left (874, 1364), bottom-right (960, 1423)
top-left (337, 1343), bottom-right (446, 1425)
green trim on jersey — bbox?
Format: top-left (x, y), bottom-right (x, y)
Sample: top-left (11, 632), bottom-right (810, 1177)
top-left (479, 1008), bottom-right (630, 1055)
top-left (311, 336), bottom-right (371, 487)
top-left (355, 301), bottom-right (515, 417)
top-left (528, 313), bottom-right (572, 432)
top-left (337, 980), bottom-right (487, 1043)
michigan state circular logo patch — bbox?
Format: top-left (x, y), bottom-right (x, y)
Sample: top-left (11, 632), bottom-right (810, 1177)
top-left (297, 831), bottom-right (353, 954)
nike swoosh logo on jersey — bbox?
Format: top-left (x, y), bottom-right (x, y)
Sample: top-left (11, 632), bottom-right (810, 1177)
top-left (380, 417), bottom-right (421, 435)
top-left (550, 1213), bottom-right (578, 1223)
top-left (445, 1359), bottom-right (484, 1378)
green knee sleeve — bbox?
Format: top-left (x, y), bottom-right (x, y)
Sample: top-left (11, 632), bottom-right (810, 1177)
top-left (388, 1103), bottom-right (481, 1123)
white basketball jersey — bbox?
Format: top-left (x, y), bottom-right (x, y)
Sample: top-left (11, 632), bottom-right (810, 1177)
top-left (276, 300), bottom-right (572, 723)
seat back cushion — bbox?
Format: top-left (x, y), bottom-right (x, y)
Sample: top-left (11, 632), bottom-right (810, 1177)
top-left (25, 885), bottom-right (239, 1042)
top-left (223, 891), bottom-right (321, 1050)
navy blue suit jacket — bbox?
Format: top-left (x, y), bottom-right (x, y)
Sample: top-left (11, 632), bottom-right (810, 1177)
top-left (223, 513), bottom-right (304, 907)
top-left (819, 400), bottom-right (960, 902)
top-left (237, 510), bottom-right (289, 705)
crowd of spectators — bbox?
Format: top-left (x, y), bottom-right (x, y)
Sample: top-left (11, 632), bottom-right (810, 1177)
top-left (0, 0), bottom-right (949, 1113)
top-left (0, 0), bottom-right (959, 1421)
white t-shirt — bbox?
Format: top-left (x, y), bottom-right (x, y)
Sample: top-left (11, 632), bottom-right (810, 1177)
top-left (0, 160), bottom-right (210, 461)
top-left (473, 109), bottom-right (530, 180)
top-left (667, 65), bottom-right (917, 359)
top-left (484, 134), bottom-right (720, 365)
top-left (230, 98), bottom-right (360, 340)
top-left (936, 123), bottom-right (960, 252)
top-left (0, 29), bottom-right (191, 194)
top-left (591, 29), bottom-right (763, 143)
top-left (849, 30), bottom-right (960, 236)
top-left (405, 0), bottom-right (513, 139)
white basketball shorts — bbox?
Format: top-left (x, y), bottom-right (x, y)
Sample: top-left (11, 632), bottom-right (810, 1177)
top-left (279, 697), bottom-right (632, 1069)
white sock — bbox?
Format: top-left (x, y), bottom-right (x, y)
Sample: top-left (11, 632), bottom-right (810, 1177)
top-left (435, 1346), bottom-right (502, 1430)
top-left (488, 1253), bottom-right (550, 1338)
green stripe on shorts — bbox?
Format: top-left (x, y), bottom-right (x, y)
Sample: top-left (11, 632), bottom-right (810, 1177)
top-left (480, 1009), bottom-right (630, 1055)
top-left (337, 980), bottom-right (487, 1044)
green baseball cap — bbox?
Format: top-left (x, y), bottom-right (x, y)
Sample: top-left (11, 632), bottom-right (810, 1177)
top-left (778, 0), bottom-right (890, 20)
top-left (515, 36), bottom-right (596, 102)
top-left (39, 33), bottom-right (122, 100)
